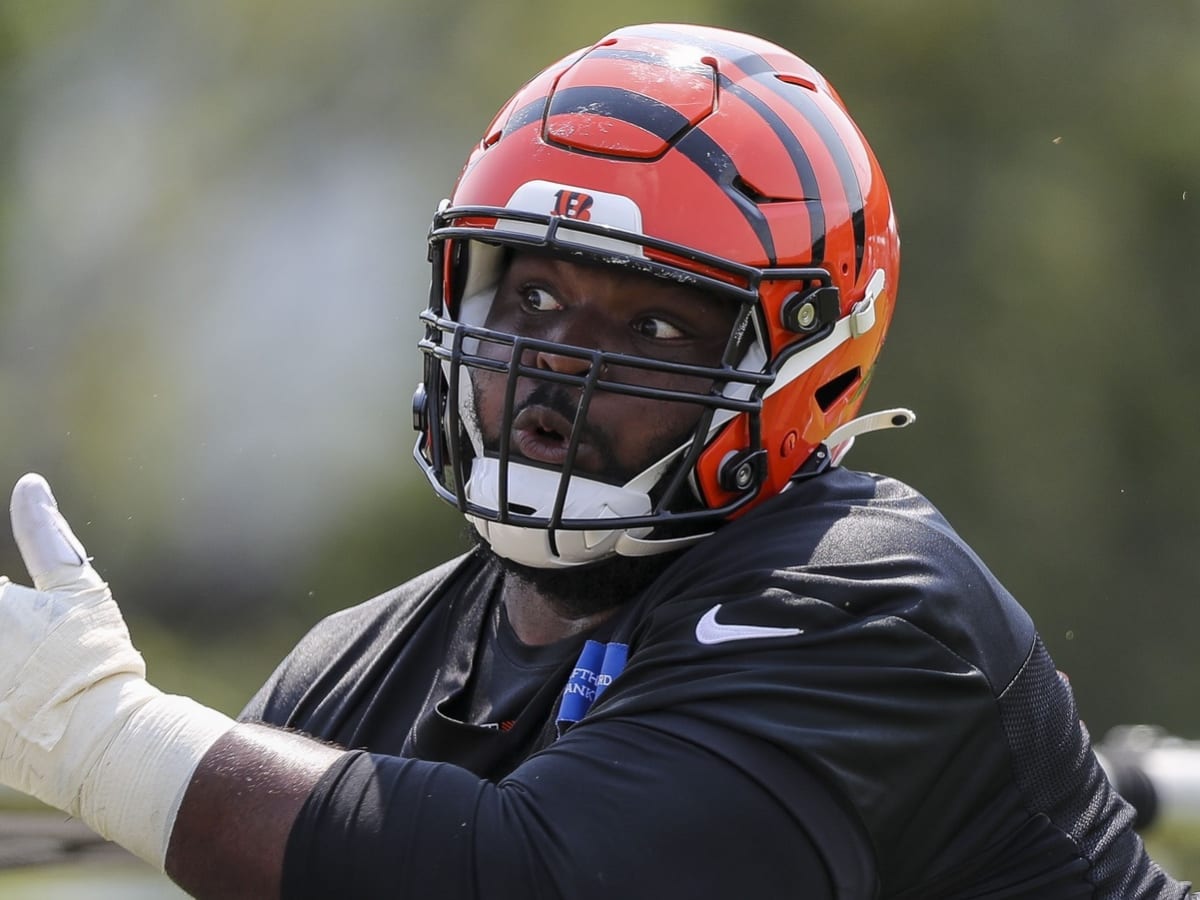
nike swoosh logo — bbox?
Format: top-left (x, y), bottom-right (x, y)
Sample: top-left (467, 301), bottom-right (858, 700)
top-left (695, 604), bottom-right (803, 645)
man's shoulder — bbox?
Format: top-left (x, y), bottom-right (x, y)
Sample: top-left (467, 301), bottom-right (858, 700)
top-left (756, 466), bottom-right (956, 554)
top-left (642, 466), bottom-right (1035, 692)
top-left (659, 466), bottom-right (966, 593)
top-left (239, 551), bottom-right (487, 723)
top-left (314, 552), bottom-right (479, 636)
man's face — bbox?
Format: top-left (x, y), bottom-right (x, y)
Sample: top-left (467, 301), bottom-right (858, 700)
top-left (472, 251), bottom-right (739, 485)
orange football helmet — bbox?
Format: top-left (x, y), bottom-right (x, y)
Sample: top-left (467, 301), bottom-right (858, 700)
top-left (414, 23), bottom-right (907, 568)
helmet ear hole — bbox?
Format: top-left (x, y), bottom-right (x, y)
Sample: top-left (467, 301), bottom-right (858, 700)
top-left (815, 368), bottom-right (861, 412)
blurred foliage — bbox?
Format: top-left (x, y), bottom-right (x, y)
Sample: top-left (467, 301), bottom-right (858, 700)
top-left (0, 0), bottom-right (1197, 883)
top-left (1148, 820), bottom-right (1200, 888)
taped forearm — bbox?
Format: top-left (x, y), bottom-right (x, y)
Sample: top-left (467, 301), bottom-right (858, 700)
top-left (82, 687), bottom-right (234, 866)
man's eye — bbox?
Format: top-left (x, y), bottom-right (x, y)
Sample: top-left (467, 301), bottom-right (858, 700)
top-left (521, 287), bottom-right (562, 312)
top-left (633, 316), bottom-right (686, 340)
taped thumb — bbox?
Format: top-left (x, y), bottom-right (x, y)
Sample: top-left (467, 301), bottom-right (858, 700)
top-left (10, 474), bottom-right (102, 594)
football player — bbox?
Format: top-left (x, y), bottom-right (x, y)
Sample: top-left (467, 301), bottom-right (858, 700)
top-left (0, 23), bottom-right (1191, 899)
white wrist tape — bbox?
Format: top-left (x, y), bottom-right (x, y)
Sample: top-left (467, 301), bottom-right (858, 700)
top-left (81, 686), bottom-right (234, 867)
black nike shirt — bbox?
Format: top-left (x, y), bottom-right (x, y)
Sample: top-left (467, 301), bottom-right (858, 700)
top-left (242, 466), bottom-right (1191, 899)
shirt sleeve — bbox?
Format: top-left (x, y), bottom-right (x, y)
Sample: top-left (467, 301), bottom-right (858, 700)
top-left (281, 714), bottom-right (873, 900)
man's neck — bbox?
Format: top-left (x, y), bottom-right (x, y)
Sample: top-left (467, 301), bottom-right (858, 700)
top-left (500, 572), bottom-right (619, 646)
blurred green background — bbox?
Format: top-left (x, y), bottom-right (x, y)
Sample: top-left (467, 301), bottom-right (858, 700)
top-left (0, 0), bottom-right (1197, 892)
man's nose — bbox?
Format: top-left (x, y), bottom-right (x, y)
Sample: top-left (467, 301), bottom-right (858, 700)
top-left (534, 346), bottom-right (595, 376)
top-left (527, 309), bottom-right (608, 375)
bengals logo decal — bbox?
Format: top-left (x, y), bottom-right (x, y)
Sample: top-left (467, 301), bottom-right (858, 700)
top-left (506, 180), bottom-right (645, 244)
top-left (552, 189), bottom-right (594, 220)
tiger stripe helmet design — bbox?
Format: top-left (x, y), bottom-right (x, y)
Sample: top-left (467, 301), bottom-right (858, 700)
top-left (414, 23), bottom-right (902, 568)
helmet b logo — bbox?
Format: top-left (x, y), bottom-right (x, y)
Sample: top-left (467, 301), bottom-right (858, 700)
top-left (553, 189), bottom-right (594, 221)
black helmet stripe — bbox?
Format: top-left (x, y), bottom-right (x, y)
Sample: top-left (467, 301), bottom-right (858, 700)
top-left (503, 97), bottom-right (549, 139)
top-left (756, 77), bottom-right (865, 280)
top-left (717, 75), bottom-right (826, 264)
top-left (546, 85), bottom-right (695, 148)
top-left (583, 45), bottom-right (826, 263)
top-left (499, 85), bottom-right (777, 263)
top-left (634, 25), bottom-right (865, 278)
top-left (672, 127), bottom-right (777, 264)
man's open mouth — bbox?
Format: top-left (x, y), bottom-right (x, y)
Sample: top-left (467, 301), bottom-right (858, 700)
top-left (510, 406), bottom-right (600, 470)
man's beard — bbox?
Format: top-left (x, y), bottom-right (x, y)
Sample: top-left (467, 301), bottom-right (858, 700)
top-left (465, 378), bottom-right (700, 616)
top-left (470, 527), bottom-right (679, 619)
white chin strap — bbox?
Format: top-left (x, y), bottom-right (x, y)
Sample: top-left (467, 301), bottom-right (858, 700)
top-left (465, 457), bottom-right (706, 569)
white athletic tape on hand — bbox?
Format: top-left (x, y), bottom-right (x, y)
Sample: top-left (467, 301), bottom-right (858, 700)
top-left (0, 474), bottom-right (234, 868)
